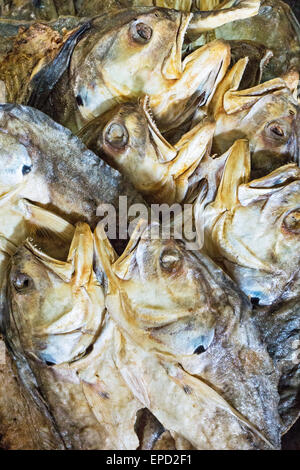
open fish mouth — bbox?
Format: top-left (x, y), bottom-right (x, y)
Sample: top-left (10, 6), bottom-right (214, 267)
top-left (161, 11), bottom-right (193, 80)
top-left (141, 95), bottom-right (177, 162)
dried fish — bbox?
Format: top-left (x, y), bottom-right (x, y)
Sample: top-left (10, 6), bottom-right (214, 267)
top-left (94, 222), bottom-right (281, 449)
top-left (79, 96), bottom-right (215, 204)
top-left (209, 61), bottom-right (299, 176)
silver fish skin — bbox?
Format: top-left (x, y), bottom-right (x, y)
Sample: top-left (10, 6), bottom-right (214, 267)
top-left (0, 104), bottom-right (146, 228)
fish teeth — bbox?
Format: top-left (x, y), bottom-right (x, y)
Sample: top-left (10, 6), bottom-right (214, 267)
top-left (143, 96), bottom-right (160, 134)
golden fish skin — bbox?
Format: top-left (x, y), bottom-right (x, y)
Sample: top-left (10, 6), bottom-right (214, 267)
top-left (5, 220), bottom-right (281, 449)
top-left (0, 103), bottom-right (145, 331)
top-left (194, 142), bottom-right (300, 432)
top-left (197, 140), bottom-right (300, 306)
top-left (0, 103), bottom-right (145, 228)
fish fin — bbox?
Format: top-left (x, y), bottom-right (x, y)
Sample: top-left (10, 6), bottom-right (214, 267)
top-left (162, 12), bottom-right (192, 79)
top-left (213, 139), bottom-right (250, 211)
top-left (151, 40), bottom-right (230, 129)
top-left (114, 329), bottom-right (151, 409)
top-left (112, 220), bottom-right (148, 281)
top-left (188, 0), bottom-right (260, 38)
top-left (170, 122), bottom-right (215, 203)
top-left (94, 223), bottom-right (120, 293)
top-left (172, 121), bottom-right (215, 173)
top-left (210, 57), bottom-right (249, 118)
top-left (20, 199), bottom-right (75, 242)
top-left (67, 222), bottom-right (94, 287)
top-left (0, 184), bottom-right (23, 207)
top-left (223, 77), bottom-right (288, 114)
top-left (25, 238), bottom-right (74, 282)
top-left (195, 0), bottom-right (224, 9)
top-left (280, 68), bottom-right (299, 98)
top-left (0, 234), bottom-right (17, 257)
top-left (238, 163), bottom-right (300, 204)
top-left (27, 22), bottom-right (91, 109)
top-left (181, 40), bottom-right (231, 107)
top-left (166, 364), bottom-right (274, 449)
top-left (155, 0), bottom-right (192, 11)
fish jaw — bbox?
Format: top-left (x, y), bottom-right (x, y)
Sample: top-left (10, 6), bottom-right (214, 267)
top-left (168, 121), bottom-right (215, 203)
top-left (150, 39), bottom-right (231, 131)
top-left (141, 95), bottom-right (177, 163)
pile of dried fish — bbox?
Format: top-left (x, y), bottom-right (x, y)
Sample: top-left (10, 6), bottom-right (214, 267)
top-left (0, 0), bottom-right (299, 450)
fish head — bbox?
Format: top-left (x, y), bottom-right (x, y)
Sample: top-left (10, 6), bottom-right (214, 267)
top-left (72, 8), bottom-right (192, 120)
top-left (95, 221), bottom-right (242, 356)
top-left (244, 91), bottom-right (299, 177)
top-left (203, 140), bottom-right (300, 305)
top-left (214, 78), bottom-right (299, 177)
top-left (8, 243), bottom-right (71, 364)
top-left (79, 96), bottom-right (177, 194)
top-left (7, 223), bottom-right (105, 365)
top-left (0, 132), bottom-right (32, 194)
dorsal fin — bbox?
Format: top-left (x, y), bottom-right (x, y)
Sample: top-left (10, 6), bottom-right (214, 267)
top-left (67, 222), bottom-right (94, 287)
top-left (214, 139), bottom-right (250, 211)
top-left (27, 22), bottom-right (91, 110)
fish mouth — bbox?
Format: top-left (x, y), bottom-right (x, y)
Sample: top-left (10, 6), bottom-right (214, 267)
top-left (161, 12), bottom-right (193, 81)
top-left (141, 95), bottom-right (177, 163)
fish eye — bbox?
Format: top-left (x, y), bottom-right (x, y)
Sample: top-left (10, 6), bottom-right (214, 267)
top-left (193, 345), bottom-right (206, 354)
top-left (22, 165), bottom-right (31, 175)
top-left (104, 123), bottom-right (129, 149)
top-left (160, 248), bottom-right (182, 272)
top-left (283, 210), bottom-right (300, 235)
top-left (12, 272), bottom-right (33, 293)
top-left (76, 95), bottom-right (84, 106)
top-left (265, 122), bottom-right (287, 140)
top-left (130, 21), bottom-right (153, 44)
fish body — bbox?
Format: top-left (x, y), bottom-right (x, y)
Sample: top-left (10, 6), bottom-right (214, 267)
top-left (5, 220), bottom-right (282, 449)
top-left (0, 103), bottom-right (145, 228)
top-left (194, 140), bottom-right (300, 431)
top-left (38, 9), bottom-right (231, 133)
top-left (0, 103), bottom-right (145, 326)
top-left (255, 296), bottom-right (300, 434)
top-left (0, 334), bottom-right (64, 449)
